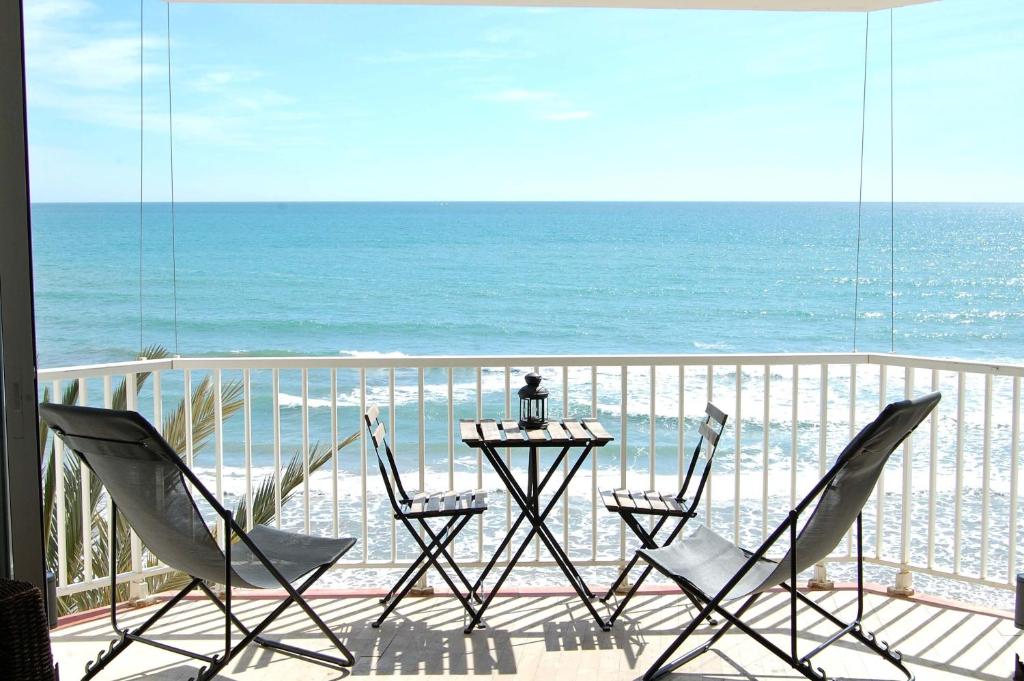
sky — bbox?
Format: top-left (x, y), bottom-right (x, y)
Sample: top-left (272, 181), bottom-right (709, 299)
top-left (21, 0), bottom-right (1024, 202)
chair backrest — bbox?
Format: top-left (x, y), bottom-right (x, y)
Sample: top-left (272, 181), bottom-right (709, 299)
top-left (38, 403), bottom-right (230, 585)
top-left (756, 391), bottom-right (941, 592)
top-left (364, 405), bottom-right (410, 511)
top-left (677, 402), bottom-right (729, 508)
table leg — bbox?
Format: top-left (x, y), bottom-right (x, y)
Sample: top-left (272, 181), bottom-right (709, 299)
top-left (468, 444), bottom-right (608, 632)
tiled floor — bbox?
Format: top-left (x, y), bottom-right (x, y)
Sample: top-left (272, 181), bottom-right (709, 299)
top-left (51, 589), bottom-right (1021, 680)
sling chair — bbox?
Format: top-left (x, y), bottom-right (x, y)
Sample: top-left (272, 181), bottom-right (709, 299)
top-left (39, 403), bottom-right (358, 681)
top-left (638, 391), bottom-right (941, 681)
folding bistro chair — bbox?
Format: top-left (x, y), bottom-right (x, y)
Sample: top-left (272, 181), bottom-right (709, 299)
top-left (638, 392), bottom-right (941, 681)
top-left (364, 405), bottom-right (486, 628)
top-left (600, 402), bottom-right (728, 625)
top-left (39, 404), bottom-right (357, 681)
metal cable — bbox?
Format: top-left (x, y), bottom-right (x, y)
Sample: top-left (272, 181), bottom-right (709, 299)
top-left (166, 1), bottom-right (180, 356)
top-left (853, 12), bottom-right (869, 352)
top-left (138, 0), bottom-right (144, 358)
top-left (889, 9), bottom-right (896, 353)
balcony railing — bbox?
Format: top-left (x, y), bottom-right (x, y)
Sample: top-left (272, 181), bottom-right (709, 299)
top-left (38, 352), bottom-right (1022, 605)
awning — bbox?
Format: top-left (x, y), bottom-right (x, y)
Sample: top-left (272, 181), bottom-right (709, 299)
top-left (167, 0), bottom-right (935, 12)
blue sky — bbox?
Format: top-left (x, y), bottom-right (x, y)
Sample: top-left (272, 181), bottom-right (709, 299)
top-left (22, 0), bottom-right (1024, 202)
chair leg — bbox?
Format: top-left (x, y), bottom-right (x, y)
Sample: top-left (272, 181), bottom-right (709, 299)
top-left (203, 564), bottom-right (356, 675)
top-left (417, 518), bottom-right (482, 602)
top-left (609, 513), bottom-right (716, 627)
top-left (82, 578), bottom-right (202, 680)
top-left (375, 514), bottom-right (479, 628)
top-left (379, 518), bottom-right (457, 604)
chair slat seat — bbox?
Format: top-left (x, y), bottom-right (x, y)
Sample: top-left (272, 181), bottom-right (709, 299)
top-left (601, 489), bottom-right (690, 517)
top-left (400, 490), bottom-right (487, 518)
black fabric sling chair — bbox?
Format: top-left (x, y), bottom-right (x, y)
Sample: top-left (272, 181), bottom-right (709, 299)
top-left (599, 401), bottom-right (727, 626)
top-left (39, 403), bottom-right (358, 681)
top-left (638, 391), bottom-right (941, 681)
top-left (364, 405), bottom-right (487, 628)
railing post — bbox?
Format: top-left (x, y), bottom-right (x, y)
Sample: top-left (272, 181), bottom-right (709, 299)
top-left (888, 364), bottom-right (915, 597)
top-left (411, 367), bottom-right (434, 596)
top-left (808, 364), bottom-right (833, 591)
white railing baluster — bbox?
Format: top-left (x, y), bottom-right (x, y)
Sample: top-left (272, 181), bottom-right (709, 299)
top-left (893, 365), bottom-right (914, 595)
top-left (125, 373), bottom-right (142, 582)
top-left (447, 368), bottom-right (454, 490)
top-left (678, 365), bottom-right (685, 492)
top-left (359, 368), bottom-right (368, 560)
top-left (272, 368), bottom-right (282, 528)
top-left (954, 371), bottom-right (965, 575)
top-left (649, 365), bottom-right (656, 496)
top-left (417, 368), bottom-right (427, 585)
top-left (301, 368), bottom-right (310, 534)
top-left (506, 366), bottom-right (513, 563)
top-left (706, 365), bottom-right (714, 524)
top-left (102, 376), bottom-right (113, 590)
top-left (813, 363), bottom-right (829, 587)
top-left (846, 363), bottom-right (857, 556)
top-left (734, 365), bottom-right (742, 544)
top-left (762, 365), bottom-right (770, 541)
top-left (981, 373), bottom-right (993, 579)
top-left (819, 365), bottom-right (828, 476)
top-left (331, 368), bottom-right (338, 539)
top-left (243, 369), bottom-right (252, 531)
top-left (52, 379), bottom-right (67, 588)
top-left (620, 366), bottom-right (628, 561)
top-left (928, 369), bottom-right (939, 569)
top-left (152, 371), bottom-right (162, 433)
top-left (214, 369), bottom-right (224, 539)
top-left (790, 364), bottom-right (798, 510)
top-left (79, 379), bottom-right (92, 583)
top-left (183, 370), bottom-right (193, 468)
top-left (564, 365), bottom-right (571, 551)
top-left (389, 367), bottom-right (397, 559)
top-left (1010, 376), bottom-right (1021, 584)
top-left (477, 366), bottom-right (484, 562)
top-left (876, 364), bottom-right (887, 560)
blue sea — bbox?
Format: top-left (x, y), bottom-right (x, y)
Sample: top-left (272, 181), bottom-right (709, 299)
top-left (30, 201), bottom-right (1024, 367)
top-left (29, 202), bottom-right (1024, 603)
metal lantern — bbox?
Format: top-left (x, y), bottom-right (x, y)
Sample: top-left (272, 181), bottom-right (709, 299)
top-left (518, 372), bottom-right (549, 429)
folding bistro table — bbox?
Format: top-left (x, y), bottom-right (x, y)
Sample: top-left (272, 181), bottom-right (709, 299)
top-left (459, 417), bottom-right (614, 632)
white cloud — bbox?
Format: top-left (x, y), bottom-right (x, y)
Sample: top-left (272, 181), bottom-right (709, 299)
top-left (193, 69), bottom-right (262, 93)
top-left (477, 89), bottom-right (557, 103)
top-left (363, 48), bottom-right (533, 65)
top-left (23, 0), bottom-right (91, 27)
top-left (543, 111), bottom-right (594, 121)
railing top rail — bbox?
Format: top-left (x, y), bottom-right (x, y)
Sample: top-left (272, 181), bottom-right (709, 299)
top-left (169, 352), bottom-right (868, 370)
top-left (38, 358), bottom-right (175, 382)
top-left (868, 353), bottom-right (1024, 377)
top-left (36, 352), bottom-right (1024, 379)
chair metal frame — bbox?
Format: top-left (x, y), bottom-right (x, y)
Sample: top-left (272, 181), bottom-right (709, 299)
top-left (639, 394), bottom-right (941, 681)
top-left (600, 402), bottom-right (728, 625)
top-left (42, 407), bottom-right (356, 681)
top-left (364, 406), bottom-right (485, 628)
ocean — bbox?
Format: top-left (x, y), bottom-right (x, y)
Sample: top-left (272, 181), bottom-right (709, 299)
top-left (30, 201), bottom-right (1024, 605)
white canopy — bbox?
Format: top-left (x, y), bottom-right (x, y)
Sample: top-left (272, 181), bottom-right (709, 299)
top-left (169, 0), bottom-right (935, 12)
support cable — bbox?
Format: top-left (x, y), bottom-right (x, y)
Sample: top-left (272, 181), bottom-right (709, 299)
top-left (166, 1), bottom-right (180, 356)
top-left (853, 12), bottom-right (870, 352)
top-left (138, 0), bottom-right (145, 358)
top-left (889, 9), bottom-right (896, 353)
